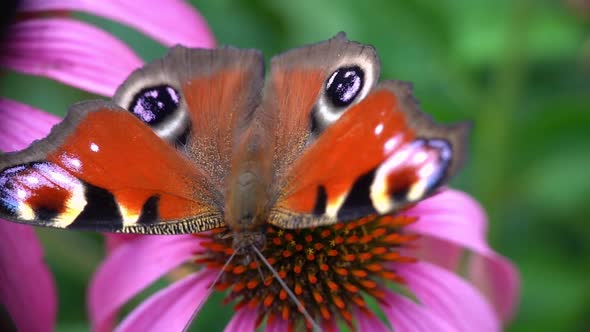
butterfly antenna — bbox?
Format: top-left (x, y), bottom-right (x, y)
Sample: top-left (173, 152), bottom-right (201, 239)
top-left (250, 245), bottom-right (323, 332)
top-left (249, 250), bottom-right (266, 282)
top-left (181, 249), bottom-right (238, 332)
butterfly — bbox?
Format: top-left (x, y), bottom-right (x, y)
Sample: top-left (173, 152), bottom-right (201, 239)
top-left (0, 33), bottom-right (469, 251)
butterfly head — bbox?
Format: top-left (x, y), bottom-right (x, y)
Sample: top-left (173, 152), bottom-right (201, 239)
top-left (230, 228), bottom-right (266, 254)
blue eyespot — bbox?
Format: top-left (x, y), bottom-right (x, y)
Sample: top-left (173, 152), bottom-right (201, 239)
top-left (325, 66), bottom-right (364, 107)
top-left (129, 85), bottom-right (180, 125)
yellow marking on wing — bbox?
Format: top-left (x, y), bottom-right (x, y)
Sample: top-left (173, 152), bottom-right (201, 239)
top-left (326, 193), bottom-right (348, 218)
top-left (118, 204), bottom-right (140, 225)
top-left (53, 186), bottom-right (88, 228)
top-left (406, 181), bottom-right (427, 202)
top-left (18, 204), bottom-right (36, 221)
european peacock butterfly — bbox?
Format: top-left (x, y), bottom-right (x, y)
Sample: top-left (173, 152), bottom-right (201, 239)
top-left (0, 32), bottom-right (469, 253)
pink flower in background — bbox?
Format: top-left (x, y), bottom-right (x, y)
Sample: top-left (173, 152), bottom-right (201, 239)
top-left (0, 221), bottom-right (56, 331)
top-left (0, 1), bottom-right (520, 331)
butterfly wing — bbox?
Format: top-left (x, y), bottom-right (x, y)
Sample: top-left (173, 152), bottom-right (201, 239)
top-left (0, 101), bottom-right (223, 233)
top-left (259, 32), bottom-right (380, 180)
top-left (263, 35), bottom-right (469, 228)
top-left (0, 46), bottom-right (265, 234)
top-left (113, 46), bottom-right (264, 191)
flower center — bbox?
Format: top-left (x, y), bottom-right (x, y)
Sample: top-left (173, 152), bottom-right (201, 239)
top-left (194, 214), bottom-right (418, 330)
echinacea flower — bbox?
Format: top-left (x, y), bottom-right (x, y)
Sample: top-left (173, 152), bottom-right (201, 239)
top-left (0, 1), bottom-right (519, 331)
top-left (0, 0), bottom-right (214, 330)
top-left (90, 190), bottom-right (518, 332)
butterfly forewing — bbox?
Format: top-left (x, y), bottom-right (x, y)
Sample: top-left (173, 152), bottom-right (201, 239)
top-left (268, 81), bottom-right (470, 229)
top-left (0, 46), bottom-right (268, 234)
top-left (0, 101), bottom-right (223, 234)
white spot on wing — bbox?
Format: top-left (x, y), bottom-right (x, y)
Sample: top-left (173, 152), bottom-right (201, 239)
top-left (17, 189), bottom-right (27, 200)
top-left (167, 86), bottom-right (179, 103)
top-left (90, 143), bottom-right (100, 152)
top-left (384, 135), bottom-right (401, 153)
top-left (412, 151), bottom-right (429, 164)
top-left (374, 123), bottom-right (384, 136)
top-left (60, 153), bottom-right (82, 170)
top-left (418, 163), bottom-right (436, 179)
top-left (49, 170), bottom-right (69, 184)
top-left (26, 176), bottom-right (39, 185)
top-left (71, 159), bottom-right (82, 169)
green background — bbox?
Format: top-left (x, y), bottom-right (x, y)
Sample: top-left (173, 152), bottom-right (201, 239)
top-left (2, 0), bottom-right (590, 331)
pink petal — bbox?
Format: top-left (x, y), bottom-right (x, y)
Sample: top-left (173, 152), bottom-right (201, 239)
top-left (409, 235), bottom-right (463, 271)
top-left (405, 189), bottom-right (493, 256)
top-left (89, 235), bottom-right (204, 332)
top-left (115, 269), bottom-right (216, 332)
top-left (404, 189), bottom-right (520, 321)
top-left (19, 0), bottom-right (216, 48)
top-left (1, 18), bottom-right (143, 96)
top-left (104, 234), bottom-right (142, 253)
top-left (396, 262), bottom-right (499, 332)
top-left (355, 310), bottom-right (391, 332)
top-left (468, 253), bottom-right (520, 322)
top-left (264, 317), bottom-right (337, 332)
top-left (0, 98), bottom-right (59, 152)
top-left (224, 308), bottom-right (257, 332)
top-left (380, 289), bottom-right (455, 332)
top-left (0, 222), bottom-right (56, 331)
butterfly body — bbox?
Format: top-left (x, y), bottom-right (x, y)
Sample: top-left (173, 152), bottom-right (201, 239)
top-left (224, 125), bottom-right (272, 249)
top-left (0, 33), bottom-right (469, 245)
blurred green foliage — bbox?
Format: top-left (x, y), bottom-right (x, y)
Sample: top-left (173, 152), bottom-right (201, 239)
top-left (2, 0), bottom-right (590, 331)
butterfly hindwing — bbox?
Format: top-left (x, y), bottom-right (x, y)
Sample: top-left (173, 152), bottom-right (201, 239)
top-left (259, 33), bottom-right (380, 180)
top-left (0, 101), bottom-right (224, 234)
top-left (113, 46), bottom-right (264, 191)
